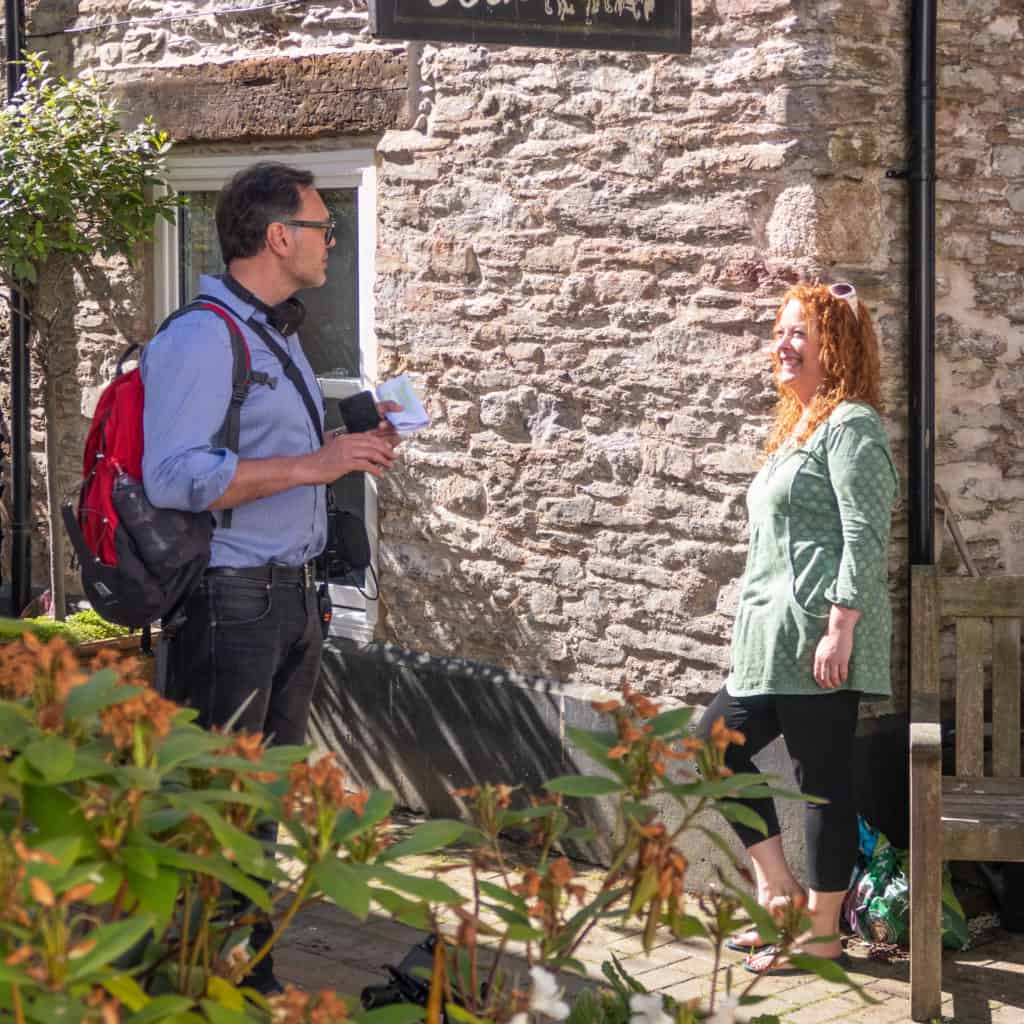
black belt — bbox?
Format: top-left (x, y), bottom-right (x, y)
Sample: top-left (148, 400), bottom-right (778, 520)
top-left (206, 563), bottom-right (316, 588)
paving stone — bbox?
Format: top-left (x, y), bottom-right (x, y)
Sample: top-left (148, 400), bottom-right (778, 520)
top-left (782, 994), bottom-right (864, 1023)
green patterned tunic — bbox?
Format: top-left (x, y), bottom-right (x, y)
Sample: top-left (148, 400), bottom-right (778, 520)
top-left (727, 401), bottom-right (898, 699)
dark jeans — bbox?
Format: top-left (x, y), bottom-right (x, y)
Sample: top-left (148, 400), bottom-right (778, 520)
top-left (696, 687), bottom-right (861, 892)
top-left (166, 571), bottom-right (324, 960)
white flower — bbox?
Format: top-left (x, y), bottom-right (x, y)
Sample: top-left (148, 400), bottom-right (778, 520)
top-left (509, 1015), bottom-right (529, 1024)
top-left (528, 967), bottom-right (570, 1021)
top-left (629, 992), bottom-right (672, 1024)
top-left (705, 994), bottom-right (740, 1024)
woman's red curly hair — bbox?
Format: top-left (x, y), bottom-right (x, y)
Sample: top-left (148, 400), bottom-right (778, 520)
top-left (764, 282), bottom-right (883, 454)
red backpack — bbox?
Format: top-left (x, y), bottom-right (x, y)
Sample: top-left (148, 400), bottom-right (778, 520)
top-left (63, 298), bottom-right (257, 629)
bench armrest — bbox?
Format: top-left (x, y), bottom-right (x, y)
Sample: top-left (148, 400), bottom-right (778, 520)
top-left (910, 722), bottom-right (942, 763)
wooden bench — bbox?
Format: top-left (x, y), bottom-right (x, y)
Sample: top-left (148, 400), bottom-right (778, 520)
top-left (910, 565), bottom-right (1024, 1021)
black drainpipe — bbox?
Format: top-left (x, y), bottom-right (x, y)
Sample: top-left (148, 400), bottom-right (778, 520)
top-left (908, 0), bottom-right (937, 567)
top-left (4, 0), bottom-right (31, 614)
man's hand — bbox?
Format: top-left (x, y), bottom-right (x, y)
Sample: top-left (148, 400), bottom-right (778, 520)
top-left (813, 604), bottom-right (861, 689)
top-left (313, 430), bottom-right (397, 482)
top-left (372, 400), bottom-right (403, 450)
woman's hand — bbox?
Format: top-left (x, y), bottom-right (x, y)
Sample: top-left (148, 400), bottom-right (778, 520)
top-left (813, 604), bottom-right (861, 689)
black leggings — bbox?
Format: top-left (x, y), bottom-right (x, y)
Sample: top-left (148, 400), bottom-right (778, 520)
top-left (696, 687), bottom-right (861, 892)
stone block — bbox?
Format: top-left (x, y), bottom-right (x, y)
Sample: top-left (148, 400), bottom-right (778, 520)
top-left (113, 50), bottom-right (408, 140)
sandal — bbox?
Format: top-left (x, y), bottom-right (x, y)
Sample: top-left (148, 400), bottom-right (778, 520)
top-left (742, 947), bottom-right (850, 978)
top-left (726, 891), bottom-right (807, 955)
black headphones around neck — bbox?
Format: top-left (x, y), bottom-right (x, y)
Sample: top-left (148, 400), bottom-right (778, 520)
top-left (221, 273), bottom-right (306, 337)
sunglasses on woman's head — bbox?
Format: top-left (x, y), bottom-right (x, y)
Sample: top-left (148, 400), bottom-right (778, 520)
top-left (828, 281), bottom-right (859, 320)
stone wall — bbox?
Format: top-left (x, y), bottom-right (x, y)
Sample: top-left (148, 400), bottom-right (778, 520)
top-left (0, 0), bottom-right (1020, 710)
top-left (373, 0), bottom-right (914, 707)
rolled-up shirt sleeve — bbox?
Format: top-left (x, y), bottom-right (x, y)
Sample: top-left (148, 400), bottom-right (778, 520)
top-left (823, 421), bottom-right (897, 611)
top-left (141, 312), bottom-right (240, 513)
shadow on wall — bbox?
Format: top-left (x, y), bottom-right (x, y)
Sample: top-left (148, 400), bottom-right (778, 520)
top-left (310, 639), bottom-right (810, 887)
top-left (311, 640), bottom-right (613, 847)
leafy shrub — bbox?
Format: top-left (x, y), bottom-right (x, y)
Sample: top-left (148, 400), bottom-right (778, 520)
top-left (0, 638), bottom-right (866, 1023)
top-left (0, 612), bottom-right (130, 648)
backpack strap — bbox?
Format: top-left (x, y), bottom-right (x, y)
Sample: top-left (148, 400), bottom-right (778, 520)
top-left (161, 296), bottom-right (268, 529)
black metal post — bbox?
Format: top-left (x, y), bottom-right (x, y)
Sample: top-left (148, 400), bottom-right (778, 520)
top-left (908, 0), bottom-right (937, 567)
top-left (5, 0), bottom-right (31, 614)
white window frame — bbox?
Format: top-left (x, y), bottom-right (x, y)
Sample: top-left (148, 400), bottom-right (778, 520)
top-left (154, 148), bottom-right (380, 642)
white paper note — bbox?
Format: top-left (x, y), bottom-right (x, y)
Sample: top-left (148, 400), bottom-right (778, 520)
top-left (376, 373), bottom-right (430, 435)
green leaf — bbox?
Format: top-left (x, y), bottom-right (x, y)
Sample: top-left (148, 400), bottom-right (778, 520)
top-left (377, 819), bottom-right (468, 863)
top-left (0, 701), bottom-right (33, 747)
top-left (372, 864), bottom-right (465, 905)
top-left (313, 858), bottom-right (372, 920)
top-left (334, 789), bottom-right (395, 844)
top-left (369, 887), bottom-right (432, 931)
top-left (154, 849), bottom-right (270, 912)
top-left (717, 801), bottom-right (768, 836)
top-left (502, 922), bottom-right (544, 942)
top-left (206, 975), bottom-right (245, 1011)
top-left (648, 707), bottom-right (695, 736)
top-left (199, 1000), bottom-right (248, 1024)
top-left (443, 1006), bottom-right (488, 1024)
top-left (126, 866), bottom-right (179, 936)
top-left (0, 962), bottom-right (32, 985)
top-left (68, 916), bottom-right (153, 981)
top-left (29, 836), bottom-right (82, 874)
top-left (154, 728), bottom-right (229, 772)
top-left (103, 974), bottom-right (149, 1012)
top-left (566, 726), bottom-right (618, 764)
top-left (121, 845), bottom-right (158, 880)
top-left (23, 736), bottom-right (75, 781)
top-left (355, 1005), bottom-right (427, 1024)
top-left (122, 995), bottom-right (196, 1023)
top-left (168, 799), bottom-right (269, 876)
top-left (22, 784), bottom-right (97, 849)
top-left (478, 879), bottom-right (528, 911)
top-left (490, 904), bottom-right (532, 928)
top-left (668, 913), bottom-right (707, 940)
top-left (64, 669), bottom-right (134, 719)
top-left (729, 888), bottom-right (780, 946)
top-left (87, 864), bottom-right (125, 905)
top-left (545, 775), bottom-right (624, 797)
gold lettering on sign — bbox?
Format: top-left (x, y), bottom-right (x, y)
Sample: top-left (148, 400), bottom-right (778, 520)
top-left (424, 0), bottom-right (656, 21)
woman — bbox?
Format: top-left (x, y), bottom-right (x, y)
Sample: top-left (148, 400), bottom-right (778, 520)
top-left (696, 281), bottom-right (898, 975)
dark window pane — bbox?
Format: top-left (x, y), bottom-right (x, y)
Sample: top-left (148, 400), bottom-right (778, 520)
top-left (299, 189), bottom-right (359, 380)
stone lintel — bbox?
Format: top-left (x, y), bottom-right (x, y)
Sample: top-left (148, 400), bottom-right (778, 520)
top-left (114, 50), bottom-right (408, 142)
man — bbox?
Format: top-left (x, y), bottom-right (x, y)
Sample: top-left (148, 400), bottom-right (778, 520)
top-left (141, 161), bottom-right (399, 992)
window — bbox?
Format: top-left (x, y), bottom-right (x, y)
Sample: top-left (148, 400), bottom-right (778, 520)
top-left (154, 149), bottom-right (379, 641)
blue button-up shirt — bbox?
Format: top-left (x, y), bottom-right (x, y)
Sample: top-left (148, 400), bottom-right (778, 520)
top-left (141, 274), bottom-right (327, 568)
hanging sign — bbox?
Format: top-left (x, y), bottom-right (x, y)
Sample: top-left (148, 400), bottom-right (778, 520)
top-left (369, 0), bottom-right (691, 55)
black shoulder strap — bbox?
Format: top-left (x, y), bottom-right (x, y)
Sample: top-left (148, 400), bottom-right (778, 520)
top-left (244, 317), bottom-right (325, 446)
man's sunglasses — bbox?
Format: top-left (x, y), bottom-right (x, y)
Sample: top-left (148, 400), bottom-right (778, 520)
top-left (285, 219), bottom-right (336, 244)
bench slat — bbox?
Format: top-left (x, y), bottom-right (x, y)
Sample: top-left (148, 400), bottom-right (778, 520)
top-left (992, 617), bottom-right (1022, 778)
top-left (956, 617), bottom-right (986, 778)
top-left (944, 776), bottom-right (1024, 796)
top-left (940, 576), bottom-right (1024, 617)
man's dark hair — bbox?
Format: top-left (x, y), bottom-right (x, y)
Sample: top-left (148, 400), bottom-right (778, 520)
top-left (215, 162), bottom-right (316, 264)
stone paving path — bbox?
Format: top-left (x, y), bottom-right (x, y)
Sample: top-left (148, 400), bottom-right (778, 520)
top-left (274, 847), bottom-right (1024, 1024)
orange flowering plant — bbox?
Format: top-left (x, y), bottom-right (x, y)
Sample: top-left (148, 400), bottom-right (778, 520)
top-left (0, 631), bottom-right (469, 1024)
top-left (0, 632), bottom-right (867, 1024)
top-left (383, 685), bottom-right (871, 1024)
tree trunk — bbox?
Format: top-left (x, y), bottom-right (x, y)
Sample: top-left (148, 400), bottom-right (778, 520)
top-left (43, 369), bottom-right (67, 621)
